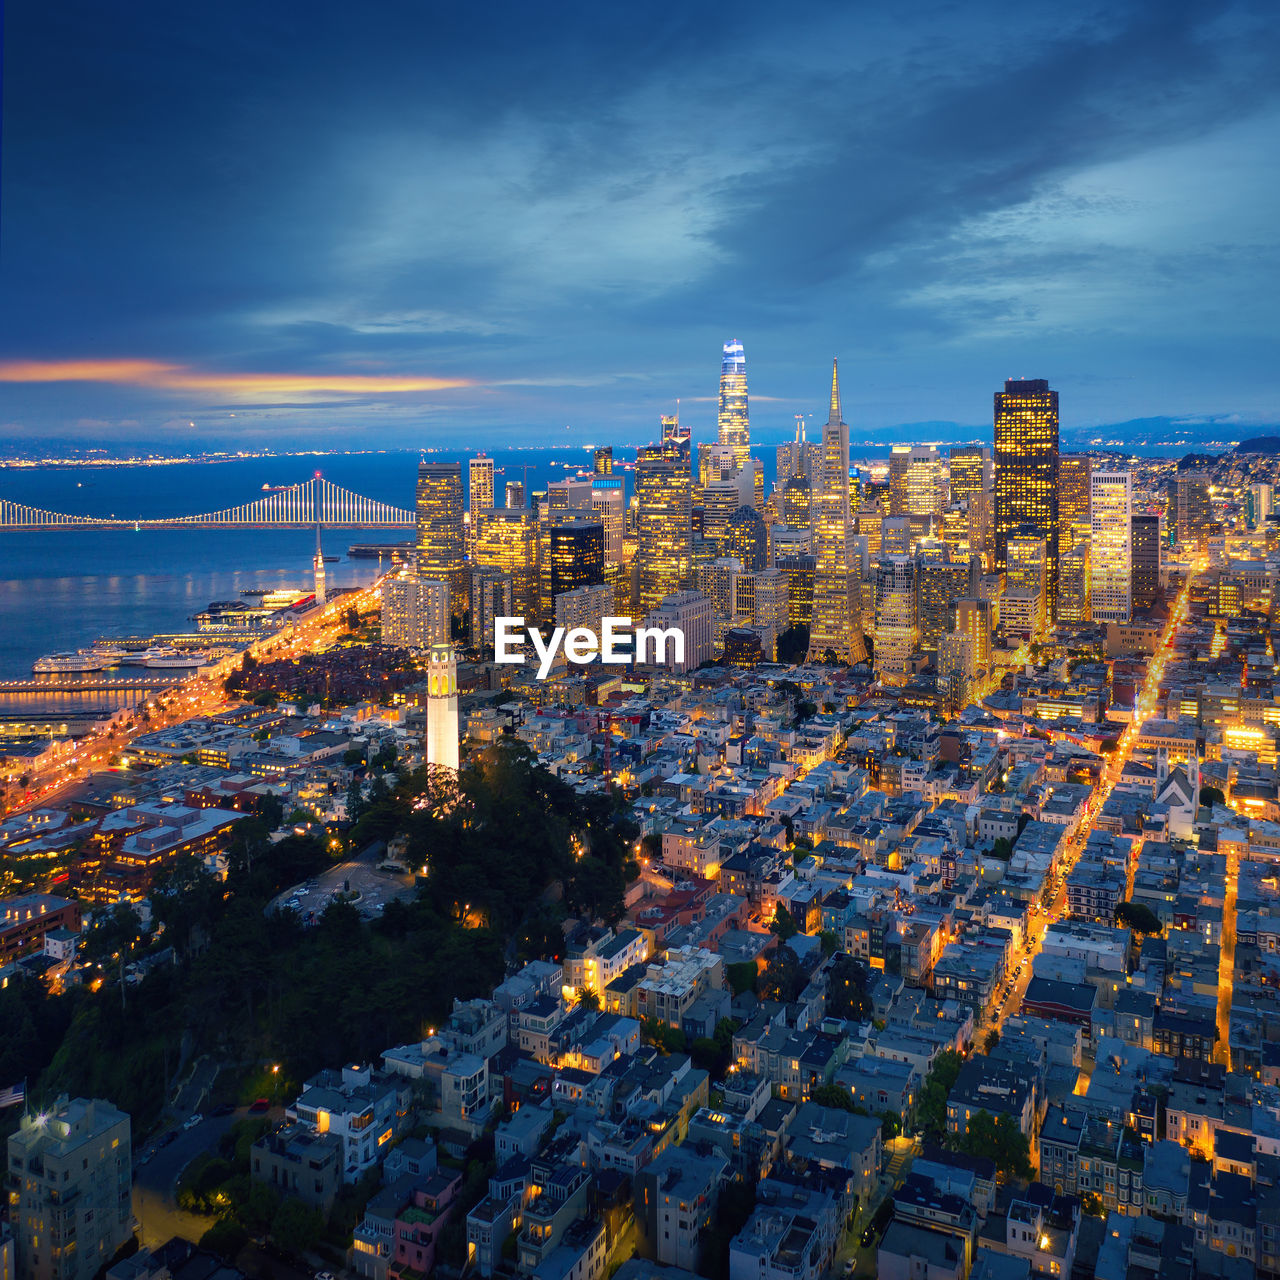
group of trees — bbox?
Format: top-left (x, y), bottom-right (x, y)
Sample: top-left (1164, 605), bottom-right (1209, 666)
top-left (29, 740), bottom-right (639, 1134)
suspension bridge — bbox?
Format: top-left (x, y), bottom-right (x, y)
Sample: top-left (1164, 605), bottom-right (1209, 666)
top-left (0, 476), bottom-right (415, 530)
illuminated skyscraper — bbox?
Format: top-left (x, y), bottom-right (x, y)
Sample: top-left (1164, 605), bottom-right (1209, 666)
top-left (776, 553), bottom-right (815, 627)
top-left (1176, 471), bottom-right (1212, 552)
top-left (888, 447), bottom-right (911, 517)
top-left (905, 446), bottom-right (945, 519)
top-left (593, 446), bottom-right (613, 476)
top-left (505, 480), bottom-right (525, 509)
top-left (384, 571), bottom-right (450, 650)
top-left (416, 460), bottom-right (466, 607)
top-left (1057, 454), bottom-right (1091, 557)
top-left (937, 631), bottom-right (974, 714)
top-left (917, 552), bottom-right (974, 655)
top-left (697, 557), bottom-right (742, 620)
top-left (473, 507), bottom-right (538, 618)
top-left (425, 643), bottom-right (459, 773)
top-left (1005, 532), bottom-right (1048, 639)
top-left (781, 473), bottom-right (812, 529)
top-left (636, 451), bottom-right (692, 615)
top-left (874, 555), bottom-right (918, 682)
top-left (1131, 512), bottom-right (1161, 611)
top-left (469, 569), bottom-right (513, 657)
top-left (591, 478), bottom-right (625, 565)
top-left (808, 360), bottom-right (859, 662)
top-left (469, 455), bottom-right (494, 515)
top-left (717, 339), bottom-right (750, 474)
top-left (725, 505), bottom-right (768, 572)
top-left (993, 378), bottom-right (1059, 616)
top-left (952, 598), bottom-right (992, 684)
top-left (1090, 471), bottom-right (1132, 623)
top-left (1057, 547), bottom-right (1090, 623)
top-left (948, 445), bottom-right (991, 563)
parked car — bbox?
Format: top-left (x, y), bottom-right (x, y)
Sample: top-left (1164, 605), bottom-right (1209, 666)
top-left (211, 1103), bottom-right (235, 1117)
top-left (183, 1113), bottom-right (203, 1130)
top-left (248, 1098), bottom-right (271, 1113)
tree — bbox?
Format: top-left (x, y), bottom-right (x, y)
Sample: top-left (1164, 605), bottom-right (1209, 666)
top-left (825, 954), bottom-right (872, 1021)
top-left (758, 945), bottom-right (805, 1004)
top-left (1114, 901), bottom-right (1163, 936)
top-left (770, 904), bottom-right (800, 941)
top-left (819, 930), bottom-right (840, 957)
top-left (811, 1083), bottom-right (858, 1113)
top-left (990, 836), bottom-right (1013, 860)
top-left (727, 961), bottom-right (758, 997)
top-left (954, 1110), bottom-right (1033, 1182)
top-left (272, 1196), bottom-right (325, 1255)
top-left (983, 1029), bottom-right (1001, 1053)
top-left (575, 989), bottom-right (601, 1012)
top-left (1200, 785), bottom-right (1226, 809)
top-left (917, 1049), bottom-right (963, 1139)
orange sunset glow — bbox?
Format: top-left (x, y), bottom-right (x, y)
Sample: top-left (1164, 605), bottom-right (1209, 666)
top-left (0, 358), bottom-right (472, 398)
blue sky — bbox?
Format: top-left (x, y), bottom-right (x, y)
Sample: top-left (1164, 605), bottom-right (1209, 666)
top-left (2, 0), bottom-right (1278, 447)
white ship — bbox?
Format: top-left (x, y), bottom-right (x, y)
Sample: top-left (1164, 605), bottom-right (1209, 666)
top-left (88, 646), bottom-right (128, 664)
top-left (33, 651), bottom-right (110, 674)
top-left (140, 647), bottom-right (207, 669)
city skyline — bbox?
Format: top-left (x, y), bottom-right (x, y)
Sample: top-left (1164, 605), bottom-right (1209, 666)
top-left (2, 1), bottom-right (1279, 446)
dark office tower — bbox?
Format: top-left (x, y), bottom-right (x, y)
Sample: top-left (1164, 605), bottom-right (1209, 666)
top-left (717, 339), bottom-right (750, 474)
top-left (726, 505), bottom-right (768, 572)
top-left (636, 452), bottom-right (693, 614)
top-left (545, 514), bottom-right (605, 612)
top-left (1058, 454), bottom-right (1091, 557)
top-left (1131, 513), bottom-right (1161, 611)
top-left (782, 472), bottom-right (812, 528)
top-left (994, 378), bottom-right (1059, 615)
top-left (594, 447), bottom-right (613, 476)
top-left (1176, 471), bottom-right (1212, 552)
top-left (416, 460), bottom-right (466, 606)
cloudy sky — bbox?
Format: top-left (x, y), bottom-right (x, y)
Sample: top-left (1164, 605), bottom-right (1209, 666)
top-left (2, 0), bottom-right (1278, 447)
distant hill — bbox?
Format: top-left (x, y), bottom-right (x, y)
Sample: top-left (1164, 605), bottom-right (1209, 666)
top-left (1177, 452), bottom-right (1220, 472)
top-left (1234, 436), bottom-right (1280, 454)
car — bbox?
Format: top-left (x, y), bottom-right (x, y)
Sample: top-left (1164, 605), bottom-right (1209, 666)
top-left (248, 1098), bottom-right (271, 1113)
top-left (211, 1103), bottom-right (235, 1117)
top-left (184, 1113), bottom-right (203, 1130)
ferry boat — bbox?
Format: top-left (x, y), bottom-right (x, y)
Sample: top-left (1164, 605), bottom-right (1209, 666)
top-left (33, 651), bottom-right (110, 674)
top-left (140, 647), bottom-right (207, 669)
top-left (87, 646), bottom-right (129, 664)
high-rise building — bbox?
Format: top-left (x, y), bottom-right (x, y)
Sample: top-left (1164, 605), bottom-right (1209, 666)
top-left (425, 643), bottom-right (459, 772)
top-left (383, 571), bottom-right (450, 650)
top-left (905, 446), bottom-right (945, 519)
top-left (918, 553), bottom-right (974, 655)
top-left (469, 455), bottom-right (494, 516)
top-left (642, 591), bottom-right (714, 673)
top-left (593, 446), bottom-right (613, 476)
top-left (1131, 513), bottom-right (1161, 611)
top-left (994, 378), bottom-right (1059, 617)
top-left (469, 569), bottom-right (513, 657)
top-left (8, 1097), bottom-right (132, 1280)
top-left (717, 339), bottom-right (749, 474)
top-left (809, 360), bottom-right (859, 662)
top-left (1176, 471), bottom-right (1212, 552)
top-left (544, 514), bottom-right (605, 615)
top-left (1247, 483), bottom-right (1273, 528)
top-left (874, 555), bottom-right (918, 682)
top-left (1057, 546), bottom-right (1090, 624)
top-left (948, 445), bottom-right (991, 563)
top-left (554, 582), bottom-right (615, 637)
top-left (636, 451), bottom-right (692, 615)
top-left (505, 480), bottom-right (525, 510)
top-left (776, 553), bottom-right (815, 627)
top-left (741, 568), bottom-right (789, 659)
top-left (937, 631), bottom-right (974, 714)
top-left (591, 478), bottom-right (625, 565)
top-left (696, 557), bottom-right (742, 620)
top-left (781, 473), bottom-right (812, 528)
top-left (660, 412), bottom-right (690, 455)
top-left (1090, 471), bottom-right (1132, 624)
top-left (416, 461), bottom-right (466, 606)
top-left (473, 508), bottom-right (538, 618)
top-left (1058, 454), bottom-right (1091, 558)
top-left (952, 598), bottom-right (992, 684)
top-left (1005, 532), bottom-right (1048, 640)
top-left (725, 505), bottom-right (768, 572)
top-left (881, 516), bottom-right (912, 557)
top-left (703, 474), bottom-right (753, 550)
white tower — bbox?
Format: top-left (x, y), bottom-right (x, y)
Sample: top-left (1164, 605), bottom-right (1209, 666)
top-left (313, 522), bottom-right (327, 606)
top-left (425, 642), bottom-right (459, 772)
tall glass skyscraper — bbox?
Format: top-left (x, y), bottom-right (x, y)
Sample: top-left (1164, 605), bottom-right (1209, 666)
top-left (717, 339), bottom-right (749, 475)
top-left (808, 360), bottom-right (862, 663)
top-left (994, 378), bottom-right (1059, 615)
top-left (1090, 471), bottom-right (1132, 623)
top-left (416, 460), bottom-right (466, 608)
top-left (636, 449), bottom-right (693, 614)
